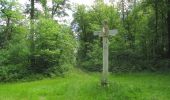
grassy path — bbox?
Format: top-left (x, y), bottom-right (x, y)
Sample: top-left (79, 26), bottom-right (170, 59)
top-left (0, 71), bottom-right (170, 100)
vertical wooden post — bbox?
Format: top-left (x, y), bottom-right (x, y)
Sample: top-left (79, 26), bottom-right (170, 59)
top-left (94, 20), bottom-right (118, 86)
top-left (101, 21), bottom-right (109, 86)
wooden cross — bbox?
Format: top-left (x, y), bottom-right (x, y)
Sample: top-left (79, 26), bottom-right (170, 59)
top-left (94, 21), bottom-right (118, 86)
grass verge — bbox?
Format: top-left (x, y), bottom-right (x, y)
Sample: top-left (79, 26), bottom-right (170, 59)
top-left (0, 70), bottom-right (170, 100)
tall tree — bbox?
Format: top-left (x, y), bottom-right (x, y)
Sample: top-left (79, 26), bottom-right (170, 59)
top-left (0, 0), bottom-right (14, 48)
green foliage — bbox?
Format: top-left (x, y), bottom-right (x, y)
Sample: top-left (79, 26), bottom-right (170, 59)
top-left (73, 4), bottom-right (122, 71)
top-left (28, 18), bottom-right (76, 76)
top-left (81, 40), bottom-right (102, 71)
top-left (0, 0), bottom-right (76, 81)
top-left (0, 0), bottom-right (30, 81)
top-left (0, 25), bottom-right (29, 81)
top-left (0, 0), bottom-right (23, 48)
top-left (73, 1), bottom-right (170, 72)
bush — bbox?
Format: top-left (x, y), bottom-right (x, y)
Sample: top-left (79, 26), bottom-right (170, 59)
top-left (29, 18), bottom-right (76, 75)
top-left (0, 18), bottom-right (76, 82)
top-left (109, 50), bottom-right (143, 72)
top-left (0, 26), bottom-right (30, 81)
top-left (78, 40), bottom-right (102, 71)
top-left (0, 65), bottom-right (27, 81)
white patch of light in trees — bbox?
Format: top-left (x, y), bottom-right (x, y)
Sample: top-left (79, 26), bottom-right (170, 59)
top-left (18, 0), bottom-right (134, 25)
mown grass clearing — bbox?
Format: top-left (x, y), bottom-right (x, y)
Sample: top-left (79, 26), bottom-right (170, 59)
top-left (0, 71), bottom-right (170, 100)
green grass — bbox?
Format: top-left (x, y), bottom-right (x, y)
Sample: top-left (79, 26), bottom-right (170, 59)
top-left (0, 70), bottom-right (170, 100)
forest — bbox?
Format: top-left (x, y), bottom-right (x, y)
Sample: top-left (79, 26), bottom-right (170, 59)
top-left (0, 0), bottom-right (170, 99)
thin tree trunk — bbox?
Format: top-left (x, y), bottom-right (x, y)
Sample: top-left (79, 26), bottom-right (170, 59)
top-left (167, 0), bottom-right (170, 58)
top-left (5, 17), bottom-right (10, 43)
top-left (30, 0), bottom-right (35, 53)
top-left (31, 0), bottom-right (34, 20)
top-left (155, 0), bottom-right (158, 35)
top-left (152, 0), bottom-right (158, 57)
top-left (30, 0), bottom-right (35, 68)
top-left (121, 0), bottom-right (125, 21)
top-left (51, 0), bottom-right (55, 18)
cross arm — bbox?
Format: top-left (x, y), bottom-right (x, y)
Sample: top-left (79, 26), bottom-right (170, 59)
top-left (94, 31), bottom-right (103, 37)
top-left (109, 29), bottom-right (118, 36)
top-left (94, 31), bottom-right (101, 36)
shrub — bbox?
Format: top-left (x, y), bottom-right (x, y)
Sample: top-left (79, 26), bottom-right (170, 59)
top-left (29, 18), bottom-right (76, 75)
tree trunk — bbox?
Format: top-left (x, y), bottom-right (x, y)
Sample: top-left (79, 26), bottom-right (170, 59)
top-left (30, 0), bottom-right (35, 68)
top-left (121, 0), bottom-right (125, 21)
top-left (5, 17), bottom-right (10, 43)
top-left (167, 0), bottom-right (170, 58)
top-left (30, 0), bottom-right (34, 20)
top-left (51, 0), bottom-right (55, 18)
top-left (155, 0), bottom-right (158, 35)
top-left (30, 0), bottom-right (35, 53)
top-left (153, 0), bottom-right (158, 57)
